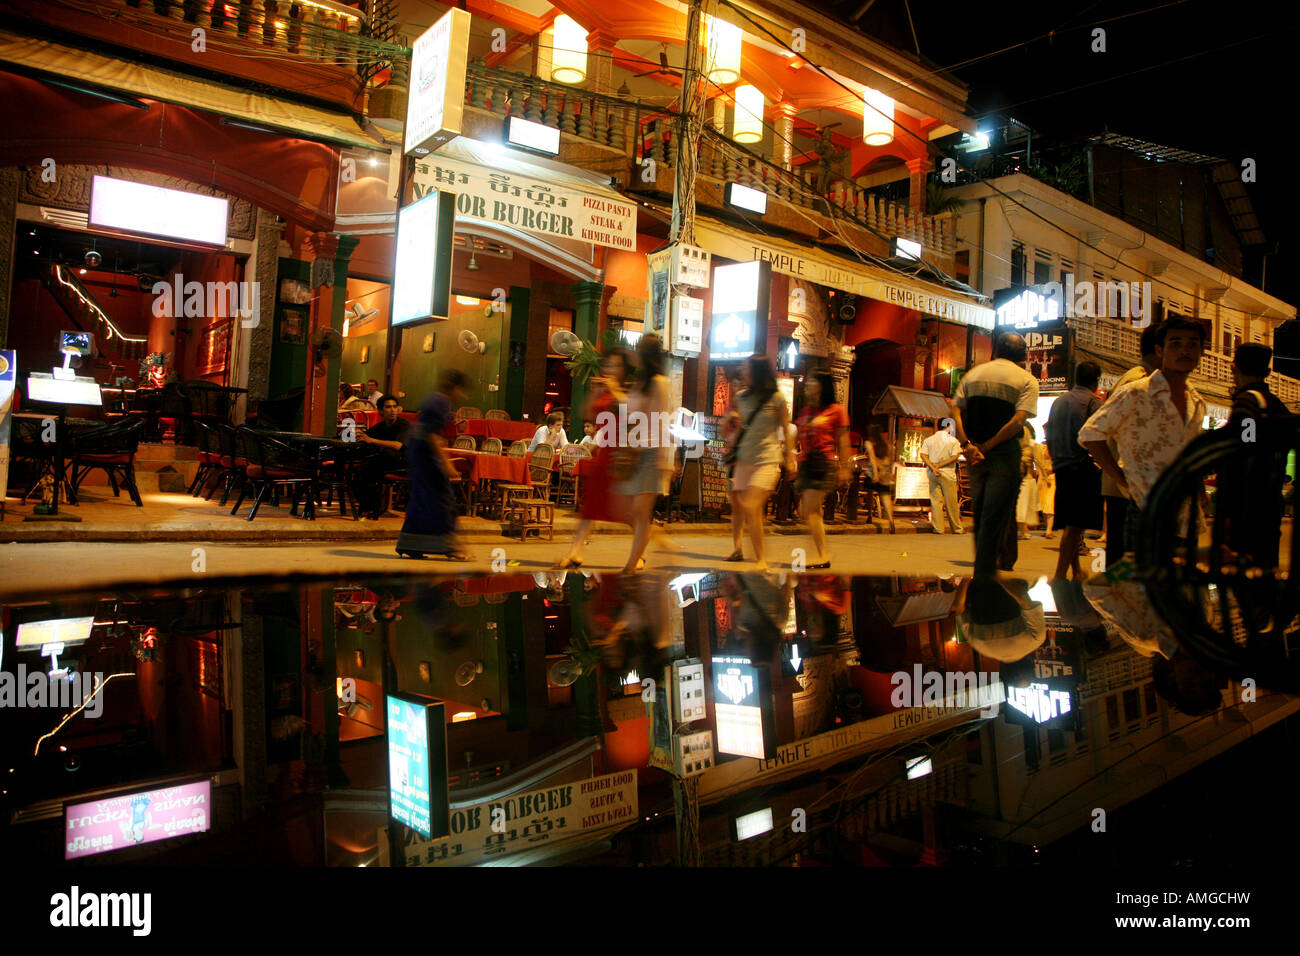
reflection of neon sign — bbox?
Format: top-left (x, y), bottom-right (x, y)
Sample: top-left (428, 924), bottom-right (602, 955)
top-left (716, 668), bottom-right (755, 705)
top-left (1005, 682), bottom-right (1072, 723)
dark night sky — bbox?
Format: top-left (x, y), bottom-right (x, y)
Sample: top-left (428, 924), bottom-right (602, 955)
top-left (813, 0), bottom-right (1297, 304)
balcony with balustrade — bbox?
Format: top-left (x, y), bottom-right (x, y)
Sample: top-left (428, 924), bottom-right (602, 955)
top-left (1071, 312), bottom-right (1300, 408)
top-left (456, 60), bottom-right (956, 270)
top-left (0, 0), bottom-right (402, 113)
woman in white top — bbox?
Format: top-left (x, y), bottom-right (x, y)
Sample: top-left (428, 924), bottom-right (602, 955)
top-left (618, 334), bottom-right (675, 573)
top-left (725, 354), bottom-right (794, 572)
top-left (528, 412), bottom-right (568, 452)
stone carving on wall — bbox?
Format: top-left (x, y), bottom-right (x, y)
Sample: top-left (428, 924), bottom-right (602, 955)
top-left (787, 278), bottom-right (840, 359)
top-left (19, 164), bottom-right (256, 240)
top-left (245, 208), bottom-right (283, 405)
top-left (0, 167), bottom-right (20, 346)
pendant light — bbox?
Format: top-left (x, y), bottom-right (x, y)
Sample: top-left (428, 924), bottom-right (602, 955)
top-left (706, 16), bottom-right (741, 86)
top-left (862, 86), bottom-right (894, 146)
top-left (732, 85), bottom-right (764, 144)
top-left (551, 15), bottom-right (588, 84)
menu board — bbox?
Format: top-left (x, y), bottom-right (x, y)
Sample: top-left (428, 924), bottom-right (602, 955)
top-left (694, 414), bottom-right (730, 514)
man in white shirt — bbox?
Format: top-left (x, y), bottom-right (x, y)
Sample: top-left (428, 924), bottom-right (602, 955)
top-left (1078, 318), bottom-right (1207, 558)
top-left (528, 412), bottom-right (569, 452)
top-left (919, 421), bottom-right (964, 533)
top-left (366, 379), bottom-right (383, 406)
top-left (577, 421), bottom-right (599, 449)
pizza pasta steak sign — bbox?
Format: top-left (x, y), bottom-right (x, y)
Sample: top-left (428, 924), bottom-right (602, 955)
top-left (413, 155), bottom-right (638, 251)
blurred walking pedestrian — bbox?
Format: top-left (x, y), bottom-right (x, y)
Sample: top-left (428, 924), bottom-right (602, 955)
top-left (618, 335), bottom-right (674, 573)
top-left (1034, 431), bottom-right (1055, 538)
top-left (794, 370), bottom-right (852, 568)
top-left (555, 347), bottom-right (632, 569)
top-left (863, 424), bottom-right (898, 533)
top-left (1224, 342), bottom-right (1290, 572)
top-left (724, 354), bottom-right (793, 571)
top-left (395, 369), bottom-right (472, 561)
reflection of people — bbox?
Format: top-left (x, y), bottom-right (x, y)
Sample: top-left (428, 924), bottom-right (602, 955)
top-left (955, 576), bottom-right (1046, 672)
top-left (1045, 362), bottom-right (1103, 580)
top-left (1224, 343), bottom-right (1289, 571)
top-left (396, 370), bottom-right (473, 561)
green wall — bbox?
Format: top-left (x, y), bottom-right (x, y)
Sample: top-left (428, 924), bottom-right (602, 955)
top-left (395, 302), bottom-right (509, 412)
top-left (341, 328), bottom-right (388, 390)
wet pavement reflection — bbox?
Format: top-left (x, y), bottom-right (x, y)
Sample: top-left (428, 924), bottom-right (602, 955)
top-left (3, 569), bottom-right (1297, 867)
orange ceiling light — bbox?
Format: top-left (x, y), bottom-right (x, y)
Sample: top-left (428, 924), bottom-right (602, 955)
top-left (706, 16), bottom-right (741, 86)
top-left (863, 86), bottom-right (894, 146)
top-left (552, 14), bottom-right (589, 84)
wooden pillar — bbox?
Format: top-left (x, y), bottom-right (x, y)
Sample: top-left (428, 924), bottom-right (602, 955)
top-left (588, 30), bottom-right (617, 95)
top-left (906, 157), bottom-right (931, 215)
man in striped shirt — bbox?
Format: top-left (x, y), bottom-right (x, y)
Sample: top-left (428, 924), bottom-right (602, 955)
top-left (951, 333), bottom-right (1040, 575)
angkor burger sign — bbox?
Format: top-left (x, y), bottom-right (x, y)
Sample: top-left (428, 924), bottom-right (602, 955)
top-left (412, 154), bottom-right (637, 251)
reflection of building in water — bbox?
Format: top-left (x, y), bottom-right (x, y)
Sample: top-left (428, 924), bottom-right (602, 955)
top-left (961, 637), bottom-right (1300, 849)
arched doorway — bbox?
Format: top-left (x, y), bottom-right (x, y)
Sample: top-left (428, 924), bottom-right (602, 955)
top-left (851, 338), bottom-right (903, 430)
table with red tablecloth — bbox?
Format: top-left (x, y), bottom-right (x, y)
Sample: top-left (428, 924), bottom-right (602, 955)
top-left (458, 419), bottom-right (537, 443)
top-left (446, 449), bottom-right (532, 484)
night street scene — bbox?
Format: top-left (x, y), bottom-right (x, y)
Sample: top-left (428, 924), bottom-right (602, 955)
top-left (0, 0), bottom-right (1294, 937)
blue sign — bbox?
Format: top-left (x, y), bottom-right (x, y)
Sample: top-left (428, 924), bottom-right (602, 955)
top-left (387, 695), bottom-right (448, 838)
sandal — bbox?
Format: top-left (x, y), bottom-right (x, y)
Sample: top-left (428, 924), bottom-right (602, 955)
top-left (396, 549), bottom-right (426, 559)
top-left (724, 550), bottom-right (744, 562)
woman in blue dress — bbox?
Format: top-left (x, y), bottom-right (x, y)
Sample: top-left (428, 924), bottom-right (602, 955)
top-left (396, 368), bottom-right (472, 561)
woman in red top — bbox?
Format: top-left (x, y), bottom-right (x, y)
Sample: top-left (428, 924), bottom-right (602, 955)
top-left (554, 348), bottom-right (631, 568)
top-left (794, 370), bottom-right (852, 569)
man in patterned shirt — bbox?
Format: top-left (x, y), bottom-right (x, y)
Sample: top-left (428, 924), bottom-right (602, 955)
top-left (1077, 317), bottom-right (1207, 557)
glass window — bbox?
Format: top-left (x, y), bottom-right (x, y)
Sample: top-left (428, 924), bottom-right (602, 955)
top-left (1011, 243), bottom-right (1026, 286)
top-left (1122, 688), bottom-right (1140, 723)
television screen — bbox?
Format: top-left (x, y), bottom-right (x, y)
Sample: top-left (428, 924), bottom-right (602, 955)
top-left (59, 331), bottom-right (93, 357)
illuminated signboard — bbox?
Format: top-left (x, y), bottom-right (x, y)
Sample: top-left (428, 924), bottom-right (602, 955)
top-left (994, 286), bottom-right (1061, 330)
top-left (708, 261), bottom-right (770, 361)
top-left (994, 286), bottom-right (1071, 392)
top-left (505, 115), bottom-right (561, 156)
top-left (724, 182), bottom-right (767, 215)
top-left (65, 780), bottom-right (211, 859)
top-left (89, 176), bottom-right (228, 246)
top-left (405, 8), bottom-right (471, 155)
top-left (392, 191), bottom-right (454, 326)
top-left (712, 656), bottom-right (774, 759)
top-left (386, 695), bottom-right (449, 839)
top-left (16, 616), bottom-right (95, 649)
top-left (1004, 682), bottom-right (1073, 725)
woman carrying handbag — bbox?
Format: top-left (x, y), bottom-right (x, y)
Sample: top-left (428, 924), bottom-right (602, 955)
top-left (724, 355), bottom-right (794, 572)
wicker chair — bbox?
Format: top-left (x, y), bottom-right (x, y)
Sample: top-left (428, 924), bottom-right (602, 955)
top-left (556, 444), bottom-right (590, 507)
top-left (454, 406), bottom-right (482, 421)
top-left (481, 437), bottom-right (503, 455)
top-left (485, 409), bottom-right (511, 421)
top-left (453, 436), bottom-right (477, 450)
top-left (507, 440), bottom-right (528, 457)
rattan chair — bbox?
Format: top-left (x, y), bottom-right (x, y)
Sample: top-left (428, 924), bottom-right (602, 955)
top-left (454, 406), bottom-right (482, 422)
top-left (453, 436), bottom-right (477, 450)
top-left (556, 444), bottom-right (590, 507)
top-left (481, 437), bottom-right (503, 455)
top-left (507, 440), bottom-right (528, 457)
top-left (485, 409), bottom-right (511, 421)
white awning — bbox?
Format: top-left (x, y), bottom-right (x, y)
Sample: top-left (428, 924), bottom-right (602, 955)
top-left (692, 216), bottom-right (995, 330)
top-left (0, 30), bottom-right (384, 150)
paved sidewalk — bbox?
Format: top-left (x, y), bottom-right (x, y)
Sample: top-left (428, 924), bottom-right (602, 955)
top-left (0, 529), bottom-right (1091, 599)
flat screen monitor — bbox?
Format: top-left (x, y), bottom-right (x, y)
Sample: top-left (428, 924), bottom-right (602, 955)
top-left (26, 374), bottom-right (103, 407)
top-left (15, 616), bottom-right (95, 649)
top-left (60, 331), bottom-right (94, 357)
